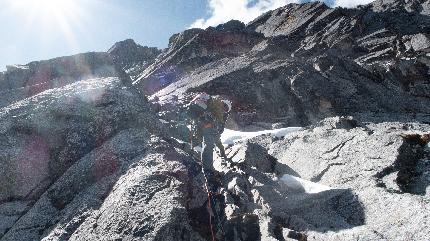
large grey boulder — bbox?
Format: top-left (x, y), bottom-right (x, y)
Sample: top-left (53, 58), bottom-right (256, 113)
top-left (214, 127), bottom-right (365, 240)
top-left (0, 75), bottom-right (210, 241)
top-left (264, 117), bottom-right (430, 240)
top-left (1, 130), bottom-right (205, 241)
top-left (0, 77), bottom-right (163, 203)
top-left (197, 116), bottom-right (428, 240)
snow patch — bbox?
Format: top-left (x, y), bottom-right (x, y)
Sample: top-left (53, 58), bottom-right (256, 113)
top-left (221, 127), bottom-right (302, 145)
top-left (6, 65), bottom-right (29, 72)
top-left (280, 174), bottom-right (331, 194)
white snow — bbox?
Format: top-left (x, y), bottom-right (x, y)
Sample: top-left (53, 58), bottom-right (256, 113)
top-left (280, 174), bottom-right (331, 194)
top-left (220, 127), bottom-right (302, 145)
top-left (6, 65), bottom-right (29, 71)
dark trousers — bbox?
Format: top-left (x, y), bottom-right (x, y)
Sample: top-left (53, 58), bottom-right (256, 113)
top-left (201, 127), bottom-right (217, 173)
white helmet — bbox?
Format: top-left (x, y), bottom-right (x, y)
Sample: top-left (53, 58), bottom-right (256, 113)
top-left (195, 92), bottom-right (210, 101)
top-left (191, 92), bottom-right (210, 109)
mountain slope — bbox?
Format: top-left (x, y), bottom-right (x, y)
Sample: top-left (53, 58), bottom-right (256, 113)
top-left (108, 39), bottom-right (161, 81)
top-left (136, 0), bottom-right (430, 128)
top-left (0, 0), bottom-right (429, 240)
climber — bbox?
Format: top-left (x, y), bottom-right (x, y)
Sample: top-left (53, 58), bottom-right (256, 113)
top-left (187, 93), bottom-right (231, 178)
top-left (187, 92), bottom-right (231, 238)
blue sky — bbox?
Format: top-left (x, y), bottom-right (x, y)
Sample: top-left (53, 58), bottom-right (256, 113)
top-left (0, 0), bottom-right (371, 71)
top-left (0, 0), bottom-right (209, 70)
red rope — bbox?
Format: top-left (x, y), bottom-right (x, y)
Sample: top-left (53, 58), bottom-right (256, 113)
top-left (190, 125), bottom-right (216, 241)
top-left (206, 183), bottom-right (216, 241)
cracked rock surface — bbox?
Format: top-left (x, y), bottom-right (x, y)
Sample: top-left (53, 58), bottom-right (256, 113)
top-left (0, 0), bottom-right (430, 240)
top-left (208, 117), bottom-right (429, 241)
top-left (145, 0), bottom-right (430, 128)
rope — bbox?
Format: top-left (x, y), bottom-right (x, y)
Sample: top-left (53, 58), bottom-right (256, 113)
top-left (189, 123), bottom-right (217, 241)
top-left (204, 178), bottom-right (217, 241)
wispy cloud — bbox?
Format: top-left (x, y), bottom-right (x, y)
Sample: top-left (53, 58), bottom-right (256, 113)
top-left (190, 0), bottom-right (375, 29)
top-left (190, 0), bottom-right (298, 29)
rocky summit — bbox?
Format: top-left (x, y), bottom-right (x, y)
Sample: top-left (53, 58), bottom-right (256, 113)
top-left (0, 0), bottom-right (429, 240)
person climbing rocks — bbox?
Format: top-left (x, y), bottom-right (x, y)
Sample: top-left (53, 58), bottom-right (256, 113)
top-left (187, 92), bottom-right (231, 176)
top-left (187, 92), bottom-right (232, 239)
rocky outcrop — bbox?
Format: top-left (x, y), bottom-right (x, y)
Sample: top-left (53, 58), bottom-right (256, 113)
top-left (1, 0), bottom-right (430, 240)
top-left (0, 75), bottom-right (209, 240)
top-left (141, 0), bottom-right (430, 128)
top-left (0, 40), bottom-right (161, 110)
top-left (0, 52), bottom-right (121, 109)
top-left (0, 76), bottom-right (164, 203)
top-left (369, 0), bottom-right (430, 14)
top-left (214, 117), bottom-right (430, 241)
top-left (1, 131), bottom-right (207, 241)
top-left (108, 39), bottom-right (161, 81)
top-left (2, 112), bottom-right (429, 240)
top-left (134, 21), bottom-right (264, 95)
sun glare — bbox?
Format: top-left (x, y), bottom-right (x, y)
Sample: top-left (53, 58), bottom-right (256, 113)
top-left (7, 0), bottom-right (85, 49)
top-left (9, 0), bottom-right (79, 16)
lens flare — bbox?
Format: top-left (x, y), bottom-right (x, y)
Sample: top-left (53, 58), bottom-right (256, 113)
top-left (7, 0), bottom-right (86, 50)
top-left (13, 0), bottom-right (72, 12)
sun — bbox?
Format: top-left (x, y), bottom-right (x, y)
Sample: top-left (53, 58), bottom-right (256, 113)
top-left (8, 0), bottom-right (80, 17)
top-left (7, 0), bottom-right (85, 48)
top-left (21, 0), bottom-right (70, 12)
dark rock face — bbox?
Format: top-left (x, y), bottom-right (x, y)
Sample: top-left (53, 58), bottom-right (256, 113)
top-left (134, 26), bottom-right (264, 95)
top-left (138, 0), bottom-right (430, 128)
top-left (214, 20), bottom-right (246, 31)
top-left (108, 39), bottom-right (161, 80)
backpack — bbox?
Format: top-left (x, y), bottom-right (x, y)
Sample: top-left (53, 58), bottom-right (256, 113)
top-left (187, 93), bottom-right (210, 119)
top-left (187, 94), bottom-right (227, 130)
top-left (206, 96), bottom-right (226, 123)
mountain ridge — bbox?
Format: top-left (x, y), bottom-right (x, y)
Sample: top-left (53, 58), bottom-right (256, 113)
top-left (0, 0), bottom-right (429, 240)
top-left (135, 0), bottom-right (430, 128)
